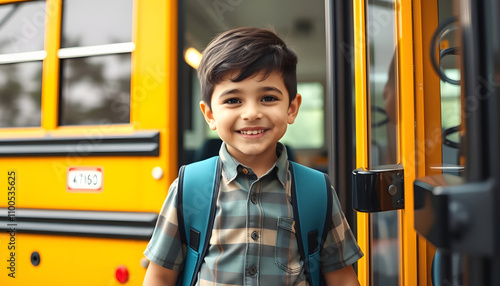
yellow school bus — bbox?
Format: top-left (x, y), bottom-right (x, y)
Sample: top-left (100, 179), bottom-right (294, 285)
top-left (0, 0), bottom-right (178, 284)
top-left (1, 0), bottom-right (499, 285)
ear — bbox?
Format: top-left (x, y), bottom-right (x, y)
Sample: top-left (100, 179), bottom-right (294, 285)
top-left (200, 101), bottom-right (217, 130)
top-left (287, 93), bottom-right (302, 124)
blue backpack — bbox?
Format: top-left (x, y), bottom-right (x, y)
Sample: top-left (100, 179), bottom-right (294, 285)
top-left (176, 156), bottom-right (332, 286)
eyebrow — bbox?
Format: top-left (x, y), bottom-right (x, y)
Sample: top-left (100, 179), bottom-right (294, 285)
top-left (259, 86), bottom-right (283, 94)
top-left (218, 86), bottom-right (283, 98)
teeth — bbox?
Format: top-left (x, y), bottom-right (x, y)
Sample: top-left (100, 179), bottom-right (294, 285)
top-left (240, 130), bottom-right (264, 135)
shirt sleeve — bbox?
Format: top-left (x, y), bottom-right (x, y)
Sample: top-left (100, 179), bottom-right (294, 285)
top-left (320, 186), bottom-right (364, 273)
top-left (144, 178), bottom-right (186, 271)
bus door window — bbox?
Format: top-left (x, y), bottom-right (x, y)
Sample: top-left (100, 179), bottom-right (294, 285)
top-left (433, 1), bottom-right (463, 284)
top-left (436, 1), bottom-right (462, 175)
top-left (366, 0), bottom-right (400, 285)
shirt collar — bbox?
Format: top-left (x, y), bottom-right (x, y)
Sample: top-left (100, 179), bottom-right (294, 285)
top-left (218, 142), bottom-right (289, 187)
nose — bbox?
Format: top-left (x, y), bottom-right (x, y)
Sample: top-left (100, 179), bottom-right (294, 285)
top-left (241, 102), bottom-right (262, 121)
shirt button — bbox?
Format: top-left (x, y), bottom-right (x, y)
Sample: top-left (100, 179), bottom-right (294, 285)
top-left (251, 231), bottom-right (259, 241)
top-left (251, 194), bottom-right (258, 204)
top-left (247, 266), bottom-right (257, 276)
top-left (242, 168), bottom-right (249, 175)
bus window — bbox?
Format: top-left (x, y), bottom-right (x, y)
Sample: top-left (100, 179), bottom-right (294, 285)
top-left (282, 82), bottom-right (325, 149)
top-left (58, 0), bottom-right (133, 126)
top-left (0, 1), bottom-right (45, 128)
top-left (60, 0), bottom-right (132, 48)
top-left (0, 1), bottom-right (45, 53)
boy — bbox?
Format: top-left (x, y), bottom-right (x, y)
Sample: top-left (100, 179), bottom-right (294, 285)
top-left (143, 27), bottom-right (363, 285)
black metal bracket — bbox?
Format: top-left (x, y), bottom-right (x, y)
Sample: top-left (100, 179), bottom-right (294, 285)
top-left (0, 208), bottom-right (158, 240)
top-left (352, 164), bottom-right (404, 212)
top-left (414, 174), bottom-right (494, 256)
top-left (0, 130), bottom-right (160, 157)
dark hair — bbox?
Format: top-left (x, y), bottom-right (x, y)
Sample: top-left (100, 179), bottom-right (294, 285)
top-left (197, 27), bottom-right (298, 109)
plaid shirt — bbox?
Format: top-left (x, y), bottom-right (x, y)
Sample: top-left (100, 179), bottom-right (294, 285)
top-left (144, 143), bottom-right (363, 285)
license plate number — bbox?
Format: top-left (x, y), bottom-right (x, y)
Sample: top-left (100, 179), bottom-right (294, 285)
top-left (67, 167), bottom-right (103, 192)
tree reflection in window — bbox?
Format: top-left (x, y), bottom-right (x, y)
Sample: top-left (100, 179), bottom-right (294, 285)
top-left (59, 52), bottom-right (131, 126)
top-left (0, 61), bottom-right (42, 128)
top-left (0, 1), bottom-right (45, 128)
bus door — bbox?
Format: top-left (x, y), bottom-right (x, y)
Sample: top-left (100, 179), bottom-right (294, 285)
top-left (352, 0), bottom-right (432, 285)
top-left (353, 0), bottom-right (500, 285)
top-left (414, 0), bottom-right (500, 285)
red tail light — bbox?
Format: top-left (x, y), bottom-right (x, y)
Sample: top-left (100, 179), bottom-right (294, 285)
top-left (115, 265), bottom-right (129, 284)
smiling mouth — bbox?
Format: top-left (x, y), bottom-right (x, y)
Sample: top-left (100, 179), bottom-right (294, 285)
top-left (239, 130), bottom-right (265, 135)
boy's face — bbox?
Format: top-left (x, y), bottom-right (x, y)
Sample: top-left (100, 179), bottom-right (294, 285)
top-left (200, 71), bottom-right (301, 164)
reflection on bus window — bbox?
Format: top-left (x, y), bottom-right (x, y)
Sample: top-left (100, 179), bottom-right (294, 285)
top-left (367, 0), bottom-right (400, 285)
top-left (0, 62), bottom-right (42, 128)
top-left (0, 1), bottom-right (45, 128)
top-left (0, 1), bottom-right (45, 54)
top-left (58, 0), bottom-right (133, 126)
top-left (59, 54), bottom-right (131, 125)
top-left (61, 0), bottom-right (133, 48)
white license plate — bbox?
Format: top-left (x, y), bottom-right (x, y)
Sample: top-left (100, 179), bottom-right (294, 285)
top-left (67, 167), bottom-right (103, 192)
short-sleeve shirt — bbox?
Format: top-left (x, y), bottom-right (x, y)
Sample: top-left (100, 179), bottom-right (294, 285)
top-left (144, 143), bottom-right (363, 285)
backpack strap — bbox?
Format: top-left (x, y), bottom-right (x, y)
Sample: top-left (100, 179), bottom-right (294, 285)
top-left (289, 161), bottom-right (332, 286)
top-left (177, 156), bottom-right (221, 286)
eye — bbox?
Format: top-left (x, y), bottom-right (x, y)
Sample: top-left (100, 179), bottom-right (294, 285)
top-left (224, 98), bottom-right (241, 104)
top-left (262, 96), bottom-right (278, 102)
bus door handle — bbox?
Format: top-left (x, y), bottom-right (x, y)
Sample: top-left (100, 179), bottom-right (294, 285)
top-left (414, 174), bottom-right (494, 256)
top-left (352, 164), bottom-right (404, 212)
